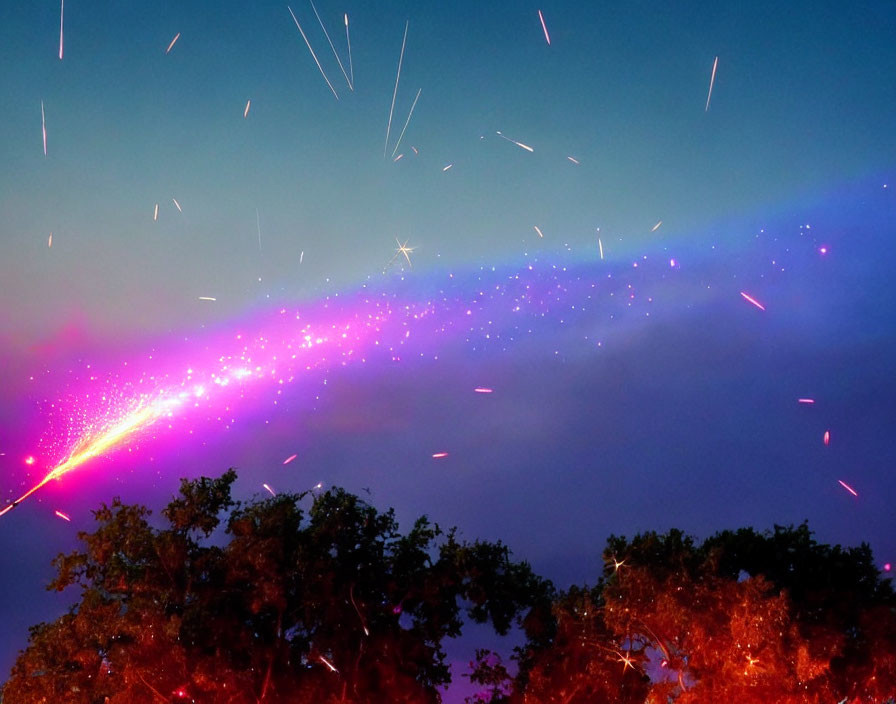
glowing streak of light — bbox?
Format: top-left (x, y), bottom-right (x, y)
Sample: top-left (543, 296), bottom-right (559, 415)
top-left (391, 88), bottom-right (421, 158)
top-left (344, 14), bottom-right (354, 89)
top-left (198, 296), bottom-right (216, 301)
top-left (55, 510), bottom-right (71, 522)
top-left (319, 656), bottom-right (338, 673)
top-left (48, 233), bottom-right (53, 248)
top-left (474, 387), bottom-right (493, 394)
top-left (166, 32), bottom-right (181, 54)
top-left (287, 6), bottom-right (340, 100)
top-left (244, 99), bottom-right (251, 118)
top-left (798, 398), bottom-right (815, 404)
top-left (384, 21), bottom-right (409, 156)
top-left (411, 146), bottom-right (418, 155)
top-left (263, 483), bottom-right (276, 497)
top-left (0, 404), bottom-right (167, 518)
top-left (153, 203), bottom-right (159, 221)
top-left (537, 10), bottom-right (551, 45)
top-left (283, 453), bottom-right (298, 465)
top-left (534, 226), bottom-right (544, 238)
top-left (838, 480), bottom-right (858, 497)
top-left (442, 164), bottom-right (453, 172)
top-left (651, 220), bottom-right (663, 232)
top-left (496, 131), bottom-right (534, 152)
top-left (300, 251), bottom-right (304, 264)
top-left (598, 237), bottom-right (604, 260)
top-left (41, 101), bottom-right (47, 156)
top-left (59, 0), bottom-right (64, 60)
top-left (308, 0), bottom-right (353, 90)
top-left (172, 198), bottom-right (182, 212)
top-left (739, 291), bottom-right (765, 311)
top-left (393, 153), bottom-right (404, 162)
top-left (432, 452), bottom-right (448, 459)
top-left (705, 56), bottom-right (718, 112)
top-left (823, 430), bottom-right (830, 446)
top-left (567, 156), bottom-right (580, 164)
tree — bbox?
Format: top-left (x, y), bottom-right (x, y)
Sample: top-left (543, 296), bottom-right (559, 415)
top-left (3, 470), bottom-right (553, 704)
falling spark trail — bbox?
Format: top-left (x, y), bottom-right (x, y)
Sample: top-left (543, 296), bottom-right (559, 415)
top-left (172, 198), bottom-right (182, 212)
top-left (166, 32), bottom-right (181, 54)
top-left (496, 131), bottom-right (534, 152)
top-left (198, 296), bottom-right (216, 301)
top-left (567, 156), bottom-right (580, 164)
top-left (384, 21), bottom-right (408, 157)
top-left (538, 10), bottom-right (551, 45)
top-left (244, 99), bottom-right (251, 118)
top-left (308, 0), bottom-right (353, 90)
top-left (705, 56), bottom-right (718, 111)
top-left (344, 14), bottom-right (354, 88)
top-left (283, 453), bottom-right (298, 465)
top-left (319, 656), bottom-right (338, 673)
top-left (300, 251), bottom-right (304, 264)
top-left (287, 6), bottom-right (339, 100)
top-left (432, 452), bottom-right (449, 459)
top-left (393, 154), bottom-right (404, 162)
top-left (534, 226), bottom-right (544, 238)
top-left (442, 164), bottom-right (453, 172)
top-left (474, 387), bottom-right (493, 394)
top-left (41, 101), bottom-right (47, 156)
top-left (153, 203), bottom-right (159, 221)
top-left (55, 510), bottom-right (71, 522)
top-left (48, 233), bottom-right (53, 248)
top-left (598, 237), bottom-right (604, 260)
top-left (58, 0), bottom-right (64, 60)
top-left (798, 398), bottom-right (815, 404)
top-left (390, 88), bottom-right (421, 158)
top-left (838, 480), bottom-right (858, 497)
top-left (263, 483), bottom-right (276, 496)
top-left (651, 220), bottom-right (663, 232)
top-left (824, 430), bottom-right (830, 446)
top-left (739, 291), bottom-right (765, 311)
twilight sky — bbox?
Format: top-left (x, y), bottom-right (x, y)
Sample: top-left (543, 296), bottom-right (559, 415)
top-left (1, 0), bottom-right (894, 699)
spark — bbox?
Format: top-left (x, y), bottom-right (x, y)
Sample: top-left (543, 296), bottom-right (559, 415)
top-left (308, 0), bottom-right (353, 90)
top-left (283, 453), bottom-right (298, 464)
top-left (319, 655), bottom-right (338, 673)
top-left (244, 99), bottom-right (251, 118)
top-left (166, 32), bottom-right (181, 54)
top-left (263, 483), bottom-right (276, 496)
top-left (598, 237), bottom-right (604, 260)
top-left (198, 296), bottom-right (217, 301)
top-left (395, 238), bottom-right (415, 267)
top-left (55, 510), bottom-right (71, 522)
top-left (838, 480), bottom-right (858, 497)
top-left (611, 556), bottom-right (626, 572)
top-left (534, 226), bottom-right (544, 238)
top-left (432, 452), bottom-right (449, 459)
top-left (300, 251), bottom-right (304, 264)
top-left (0, 403), bottom-right (170, 518)
top-left (617, 651), bottom-right (635, 671)
top-left (567, 156), bottom-right (580, 164)
top-left (739, 291), bottom-right (765, 311)
top-left (705, 55), bottom-right (718, 112)
top-left (41, 100), bottom-right (47, 156)
top-left (287, 6), bottom-right (339, 100)
top-left (25, 456), bottom-right (35, 465)
top-left (172, 198), bottom-right (182, 212)
top-left (48, 233), bottom-right (53, 248)
top-left (537, 9), bottom-right (551, 45)
top-left (393, 153), bottom-right (404, 162)
top-left (442, 164), bottom-right (453, 172)
top-left (798, 398), bottom-right (815, 404)
top-left (474, 387), bottom-right (493, 394)
top-left (496, 131), bottom-right (534, 152)
top-left (824, 430), bottom-right (830, 445)
top-left (153, 203), bottom-right (159, 221)
top-left (58, 0), bottom-right (64, 60)
top-left (391, 88), bottom-right (422, 158)
top-left (344, 14), bottom-right (354, 89)
top-left (384, 21), bottom-right (409, 157)
top-left (411, 146), bottom-right (418, 154)
top-left (651, 220), bottom-right (663, 232)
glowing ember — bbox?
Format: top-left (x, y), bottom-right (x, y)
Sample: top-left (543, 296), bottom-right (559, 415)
top-left (283, 453), bottom-right (298, 465)
top-left (54, 510), bottom-right (71, 522)
top-left (739, 291), bottom-right (765, 311)
top-left (838, 480), bottom-right (858, 497)
top-left (474, 387), bottom-right (493, 394)
top-left (537, 9), bottom-right (551, 45)
top-left (823, 430), bottom-right (830, 445)
top-left (431, 452), bottom-right (449, 459)
top-left (166, 32), bottom-right (180, 54)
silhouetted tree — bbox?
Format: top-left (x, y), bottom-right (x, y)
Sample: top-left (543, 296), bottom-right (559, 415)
top-left (3, 470), bottom-right (552, 704)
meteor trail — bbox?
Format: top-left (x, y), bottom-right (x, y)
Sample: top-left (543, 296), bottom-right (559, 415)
top-left (308, 0), bottom-right (352, 90)
top-left (166, 32), bottom-right (180, 54)
top-left (287, 6), bottom-right (339, 100)
top-left (705, 56), bottom-right (718, 111)
top-left (391, 88), bottom-right (421, 159)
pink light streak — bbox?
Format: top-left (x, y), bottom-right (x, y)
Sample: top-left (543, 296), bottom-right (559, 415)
top-left (739, 291), bottom-right (765, 311)
top-left (838, 480), bottom-right (858, 497)
top-left (538, 10), bottom-right (551, 45)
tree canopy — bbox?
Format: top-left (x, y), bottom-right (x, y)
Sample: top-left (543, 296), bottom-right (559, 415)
top-left (3, 471), bottom-right (894, 704)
